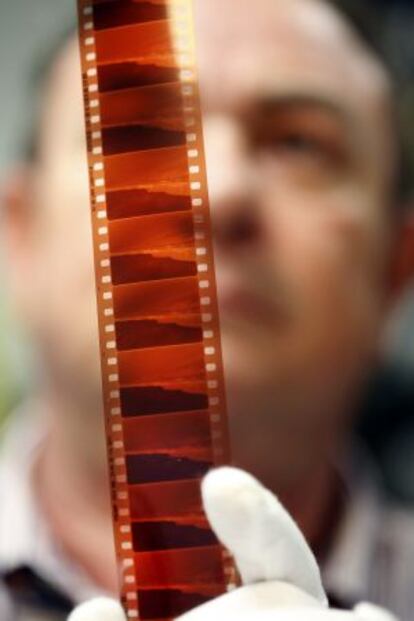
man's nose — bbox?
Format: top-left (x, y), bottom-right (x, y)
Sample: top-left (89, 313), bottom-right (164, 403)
top-left (202, 116), bottom-right (262, 250)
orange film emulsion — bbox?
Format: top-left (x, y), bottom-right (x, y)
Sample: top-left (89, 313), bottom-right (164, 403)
top-left (77, 1), bottom-right (235, 619)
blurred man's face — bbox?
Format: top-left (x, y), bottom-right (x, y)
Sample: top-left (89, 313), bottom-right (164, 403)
top-left (195, 0), bottom-right (396, 429)
top-left (9, 0), bottom-right (398, 452)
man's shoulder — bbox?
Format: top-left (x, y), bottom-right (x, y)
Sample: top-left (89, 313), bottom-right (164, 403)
top-left (370, 498), bottom-right (414, 619)
top-left (379, 498), bottom-right (414, 551)
top-left (324, 451), bottom-right (414, 619)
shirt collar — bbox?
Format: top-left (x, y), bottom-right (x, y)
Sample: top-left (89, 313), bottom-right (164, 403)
top-left (0, 403), bottom-right (108, 605)
top-left (322, 446), bottom-right (383, 606)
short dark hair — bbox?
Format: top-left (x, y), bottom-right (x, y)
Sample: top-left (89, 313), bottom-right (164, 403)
top-left (326, 0), bottom-right (388, 58)
top-left (324, 0), bottom-right (413, 204)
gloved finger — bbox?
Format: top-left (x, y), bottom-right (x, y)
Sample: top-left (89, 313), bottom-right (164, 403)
top-left (201, 467), bottom-right (328, 606)
top-left (178, 584), bottom-right (398, 621)
top-left (180, 610), bottom-right (371, 621)
top-left (353, 603), bottom-right (399, 621)
top-left (67, 598), bottom-right (126, 621)
top-left (177, 580), bottom-right (322, 620)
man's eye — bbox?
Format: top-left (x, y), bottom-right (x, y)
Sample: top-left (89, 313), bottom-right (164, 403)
top-left (266, 132), bottom-right (332, 159)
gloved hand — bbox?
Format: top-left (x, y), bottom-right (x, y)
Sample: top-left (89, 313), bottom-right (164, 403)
top-left (68, 467), bottom-right (397, 621)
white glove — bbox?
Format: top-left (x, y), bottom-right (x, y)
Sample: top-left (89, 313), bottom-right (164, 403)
top-left (68, 467), bottom-right (397, 621)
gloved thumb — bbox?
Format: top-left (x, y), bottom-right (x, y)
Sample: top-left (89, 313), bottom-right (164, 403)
top-left (67, 597), bottom-right (126, 621)
top-left (201, 467), bottom-right (328, 606)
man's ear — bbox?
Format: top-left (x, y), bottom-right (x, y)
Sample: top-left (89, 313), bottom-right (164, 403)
top-left (1, 164), bottom-right (34, 248)
top-left (0, 164), bottom-right (37, 313)
top-left (388, 210), bottom-right (414, 297)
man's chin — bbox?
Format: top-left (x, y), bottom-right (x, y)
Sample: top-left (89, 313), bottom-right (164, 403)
top-left (222, 335), bottom-right (272, 387)
top-left (62, 366), bottom-right (104, 413)
top-left (223, 360), bottom-right (269, 413)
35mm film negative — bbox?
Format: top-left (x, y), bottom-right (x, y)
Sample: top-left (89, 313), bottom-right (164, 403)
top-left (77, 1), bottom-right (235, 619)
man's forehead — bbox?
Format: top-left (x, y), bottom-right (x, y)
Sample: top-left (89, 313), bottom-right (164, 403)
top-left (193, 0), bottom-right (390, 111)
top-left (194, 0), bottom-right (351, 48)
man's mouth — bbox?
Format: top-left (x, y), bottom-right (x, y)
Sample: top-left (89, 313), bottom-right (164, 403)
top-left (217, 282), bottom-right (285, 326)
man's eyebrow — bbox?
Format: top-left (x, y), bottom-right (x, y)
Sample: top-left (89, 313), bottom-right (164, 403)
top-left (250, 92), bottom-right (352, 126)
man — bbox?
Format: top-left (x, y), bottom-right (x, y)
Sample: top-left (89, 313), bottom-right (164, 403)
top-left (0, 0), bottom-right (413, 619)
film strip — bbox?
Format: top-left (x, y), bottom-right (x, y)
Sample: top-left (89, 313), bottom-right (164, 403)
top-left (77, 1), bottom-right (236, 619)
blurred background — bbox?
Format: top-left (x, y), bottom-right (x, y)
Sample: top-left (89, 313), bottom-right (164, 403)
top-left (0, 0), bottom-right (413, 498)
top-left (0, 0), bottom-right (77, 417)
